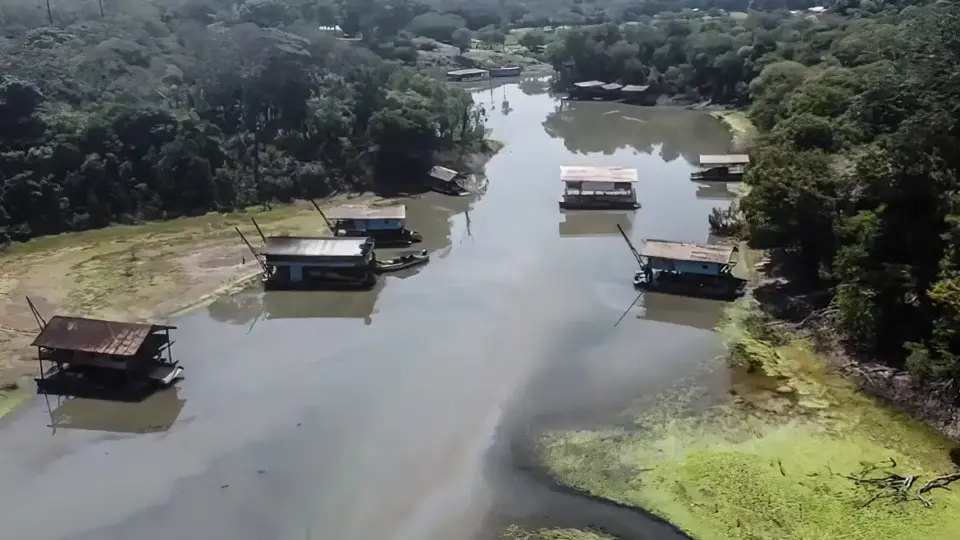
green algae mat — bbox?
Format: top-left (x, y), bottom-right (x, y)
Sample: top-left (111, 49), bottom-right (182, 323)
top-left (538, 299), bottom-right (960, 540)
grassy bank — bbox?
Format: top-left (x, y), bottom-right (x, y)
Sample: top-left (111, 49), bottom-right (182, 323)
top-left (537, 299), bottom-right (960, 540)
top-left (0, 196), bottom-right (377, 418)
top-left (710, 110), bottom-right (757, 153)
top-left (500, 525), bottom-right (614, 540)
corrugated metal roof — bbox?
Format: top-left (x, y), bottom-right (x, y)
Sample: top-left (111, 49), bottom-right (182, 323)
top-left (699, 154), bottom-right (750, 166)
top-left (601, 83), bottom-right (623, 91)
top-left (560, 166), bottom-right (639, 183)
top-left (259, 236), bottom-right (371, 258)
top-left (429, 165), bottom-right (459, 182)
top-left (641, 240), bottom-right (735, 264)
top-left (324, 205), bottom-right (406, 220)
top-left (31, 316), bottom-right (175, 357)
top-left (574, 80), bottom-right (606, 88)
top-left (621, 84), bottom-right (650, 92)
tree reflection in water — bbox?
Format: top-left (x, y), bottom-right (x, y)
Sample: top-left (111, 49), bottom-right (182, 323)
top-left (542, 101), bottom-right (733, 164)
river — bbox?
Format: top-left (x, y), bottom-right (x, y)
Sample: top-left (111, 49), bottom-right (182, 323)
top-left (0, 78), bottom-right (737, 540)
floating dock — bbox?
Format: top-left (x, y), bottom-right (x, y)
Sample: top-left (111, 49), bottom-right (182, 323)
top-left (447, 68), bottom-right (489, 82)
top-left (559, 166), bottom-right (640, 210)
top-left (632, 239), bottom-right (746, 300)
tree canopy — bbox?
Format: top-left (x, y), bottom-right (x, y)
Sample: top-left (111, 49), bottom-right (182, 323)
top-left (0, 0), bottom-right (486, 242)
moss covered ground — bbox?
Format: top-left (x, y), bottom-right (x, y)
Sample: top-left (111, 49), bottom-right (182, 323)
top-left (500, 525), bottom-right (615, 540)
top-left (538, 298), bottom-right (960, 540)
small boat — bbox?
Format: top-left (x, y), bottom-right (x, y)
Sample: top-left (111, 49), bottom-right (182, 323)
top-left (375, 250), bottom-right (430, 273)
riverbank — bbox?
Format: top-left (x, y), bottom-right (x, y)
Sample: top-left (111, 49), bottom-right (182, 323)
top-left (522, 111), bottom-right (960, 540)
top-left (0, 198), bottom-right (355, 414)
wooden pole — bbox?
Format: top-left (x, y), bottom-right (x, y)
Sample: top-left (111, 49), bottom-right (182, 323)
top-left (616, 224), bottom-right (643, 267)
top-left (45, 0), bottom-right (52, 24)
top-left (25, 296), bottom-right (47, 330)
top-left (310, 199), bottom-right (335, 234)
top-left (250, 217), bottom-right (266, 242)
top-left (236, 227), bottom-right (267, 271)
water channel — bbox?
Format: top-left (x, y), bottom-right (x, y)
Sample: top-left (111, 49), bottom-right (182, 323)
top-left (0, 77), bottom-right (738, 540)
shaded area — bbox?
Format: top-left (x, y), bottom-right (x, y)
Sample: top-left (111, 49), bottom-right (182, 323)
top-left (44, 388), bottom-right (185, 435)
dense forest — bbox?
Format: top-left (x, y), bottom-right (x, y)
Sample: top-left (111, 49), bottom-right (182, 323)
top-left (538, 1), bottom-right (960, 385)
top-left (0, 0), bottom-right (488, 243)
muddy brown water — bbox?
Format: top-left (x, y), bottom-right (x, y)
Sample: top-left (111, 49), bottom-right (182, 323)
top-left (0, 78), bottom-right (737, 540)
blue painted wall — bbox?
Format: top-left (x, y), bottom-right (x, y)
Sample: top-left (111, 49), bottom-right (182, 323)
top-left (355, 219), bottom-right (403, 230)
top-left (647, 258), bottom-right (725, 276)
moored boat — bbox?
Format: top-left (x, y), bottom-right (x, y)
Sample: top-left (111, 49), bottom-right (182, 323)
top-left (318, 204), bottom-right (423, 247)
top-left (488, 66), bottom-right (523, 78)
top-left (375, 249), bottom-right (430, 273)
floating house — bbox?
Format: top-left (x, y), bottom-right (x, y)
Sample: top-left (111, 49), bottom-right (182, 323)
top-left (428, 165), bottom-right (470, 196)
top-left (33, 316), bottom-right (182, 400)
top-left (690, 154), bottom-right (751, 182)
top-left (489, 66), bottom-right (523, 78)
top-left (447, 68), bottom-right (489, 82)
top-left (633, 240), bottom-right (745, 299)
top-left (559, 166), bottom-right (640, 210)
top-left (559, 210), bottom-right (634, 237)
top-left (323, 205), bottom-right (423, 247)
top-left (620, 84), bottom-right (658, 106)
top-left (568, 80), bottom-right (607, 100)
top-left (257, 236), bottom-right (377, 290)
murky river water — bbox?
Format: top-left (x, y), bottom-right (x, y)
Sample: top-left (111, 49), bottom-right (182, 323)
top-left (0, 78), bottom-right (736, 540)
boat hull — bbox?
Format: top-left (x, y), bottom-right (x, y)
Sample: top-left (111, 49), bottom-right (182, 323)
top-left (560, 199), bottom-right (640, 210)
top-left (375, 250), bottom-right (430, 273)
top-left (335, 229), bottom-right (423, 247)
top-left (633, 271), bottom-right (745, 300)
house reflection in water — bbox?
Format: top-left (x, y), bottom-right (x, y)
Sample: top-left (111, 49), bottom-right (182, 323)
top-left (261, 278), bottom-right (387, 325)
top-left (45, 386), bottom-right (186, 435)
top-left (558, 210), bottom-right (635, 238)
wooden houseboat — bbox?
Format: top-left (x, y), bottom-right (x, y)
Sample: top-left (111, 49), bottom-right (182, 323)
top-left (258, 236), bottom-right (378, 290)
top-left (691, 154), bottom-right (750, 182)
top-left (447, 68), bottom-right (489, 82)
top-left (568, 80), bottom-right (607, 100)
top-left (489, 66), bottom-right (523, 78)
top-left (632, 239), bottom-right (746, 299)
top-left (32, 316), bottom-right (182, 401)
top-left (428, 165), bottom-right (470, 196)
top-left (323, 204), bottom-right (423, 247)
top-left (559, 210), bottom-right (634, 237)
top-left (620, 84), bottom-right (658, 106)
top-left (559, 166), bottom-right (640, 210)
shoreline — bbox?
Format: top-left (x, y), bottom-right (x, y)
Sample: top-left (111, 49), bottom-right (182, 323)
top-left (518, 114), bottom-right (960, 540)
top-left (0, 144), bottom-right (503, 419)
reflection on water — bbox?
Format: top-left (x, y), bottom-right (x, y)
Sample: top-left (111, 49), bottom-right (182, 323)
top-left (695, 182), bottom-right (738, 201)
top-left (636, 292), bottom-right (725, 331)
top-left (558, 211), bottom-right (634, 238)
top-left (543, 101), bottom-right (732, 165)
top-left (44, 388), bottom-right (185, 435)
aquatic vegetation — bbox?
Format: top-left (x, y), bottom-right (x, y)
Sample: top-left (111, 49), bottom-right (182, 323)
top-left (538, 298), bottom-right (960, 540)
top-left (710, 111), bottom-right (757, 152)
top-left (500, 525), bottom-right (615, 540)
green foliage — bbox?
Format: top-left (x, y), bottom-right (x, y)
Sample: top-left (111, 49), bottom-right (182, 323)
top-left (737, 0), bottom-right (960, 382)
top-left (0, 0), bottom-right (487, 245)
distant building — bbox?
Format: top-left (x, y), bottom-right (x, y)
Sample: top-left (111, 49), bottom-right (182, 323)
top-left (318, 25), bottom-right (344, 37)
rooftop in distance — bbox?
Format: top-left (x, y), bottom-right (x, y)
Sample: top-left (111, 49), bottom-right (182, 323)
top-left (621, 84), bottom-right (651, 92)
top-left (259, 237), bottom-right (371, 258)
top-left (560, 166), bottom-right (639, 183)
top-left (447, 68), bottom-right (488, 76)
top-left (573, 80), bottom-right (606, 88)
top-left (641, 240), bottom-right (736, 265)
top-left (31, 316), bottom-right (176, 357)
top-left (699, 154), bottom-right (751, 166)
top-left (428, 165), bottom-right (459, 182)
top-left (324, 205), bottom-right (406, 220)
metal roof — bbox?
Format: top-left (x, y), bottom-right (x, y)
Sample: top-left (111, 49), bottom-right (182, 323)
top-left (699, 154), bottom-right (750, 166)
top-left (641, 240), bottom-right (735, 264)
top-left (31, 316), bottom-right (175, 357)
top-left (428, 165), bottom-right (459, 182)
top-left (601, 83), bottom-right (623, 91)
top-left (448, 68), bottom-right (488, 76)
top-left (560, 166), bottom-right (639, 184)
top-left (574, 80), bottom-right (606, 88)
top-left (259, 236), bottom-right (371, 258)
top-left (621, 84), bottom-right (650, 92)
top-left (324, 205), bottom-right (406, 220)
